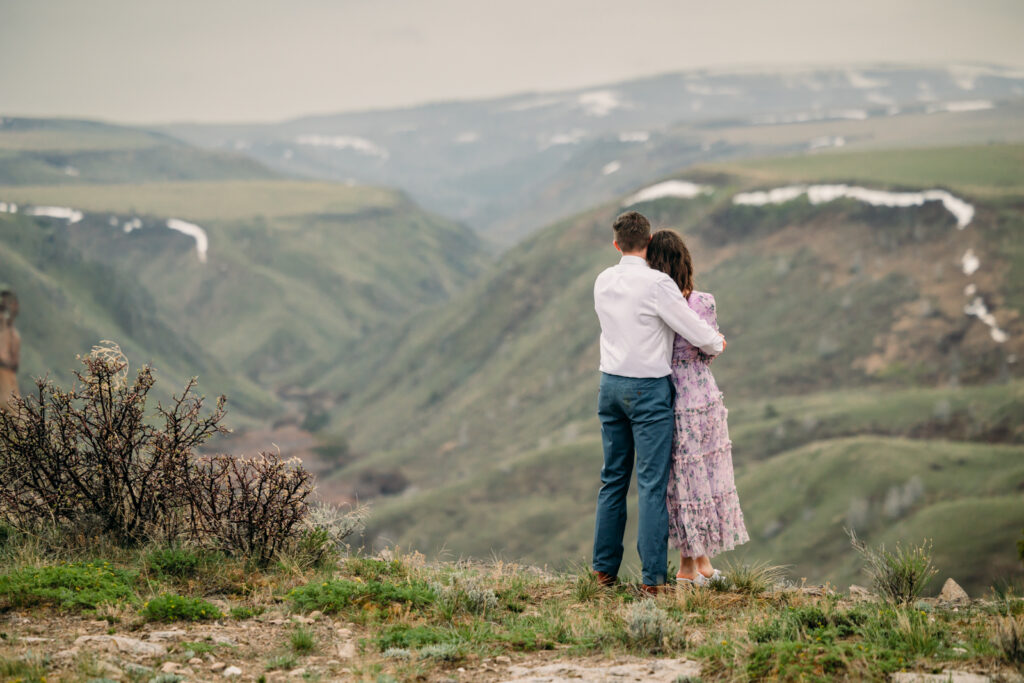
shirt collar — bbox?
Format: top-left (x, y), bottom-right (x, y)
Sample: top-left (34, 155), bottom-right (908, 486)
top-left (619, 255), bottom-right (648, 267)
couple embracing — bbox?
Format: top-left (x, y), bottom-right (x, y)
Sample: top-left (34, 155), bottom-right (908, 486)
top-left (591, 211), bottom-right (749, 593)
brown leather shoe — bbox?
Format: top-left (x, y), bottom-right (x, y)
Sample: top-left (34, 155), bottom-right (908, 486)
top-left (592, 571), bottom-right (618, 587)
top-left (638, 583), bottom-right (669, 596)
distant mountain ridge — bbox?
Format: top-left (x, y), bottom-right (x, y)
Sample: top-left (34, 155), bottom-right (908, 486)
top-left (163, 64), bottom-right (1024, 242)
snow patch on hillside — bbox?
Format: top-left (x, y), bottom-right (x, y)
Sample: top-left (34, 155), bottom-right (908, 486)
top-left (544, 130), bottom-right (587, 148)
top-left (295, 135), bottom-right (389, 159)
top-left (577, 90), bottom-right (624, 117)
top-left (685, 83), bottom-right (741, 96)
top-left (26, 206), bottom-right (84, 224)
top-left (926, 100), bottom-right (994, 114)
top-left (602, 161), bottom-right (621, 175)
top-left (808, 136), bottom-right (845, 150)
top-left (625, 180), bottom-right (710, 204)
top-left (619, 131), bottom-right (649, 143)
top-left (732, 185), bottom-right (974, 228)
top-left (846, 70), bottom-right (889, 89)
top-left (166, 218), bottom-right (208, 263)
top-left (960, 249), bottom-right (980, 275)
top-left (964, 297), bottom-right (1008, 343)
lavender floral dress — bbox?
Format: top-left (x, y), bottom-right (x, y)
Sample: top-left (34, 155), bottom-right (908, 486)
top-left (666, 291), bottom-right (749, 557)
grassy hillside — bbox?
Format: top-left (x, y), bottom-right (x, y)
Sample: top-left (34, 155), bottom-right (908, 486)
top-left (320, 144), bottom-right (1024, 591)
top-left (713, 144), bottom-right (1024, 198)
top-left (0, 117), bottom-right (277, 185)
top-left (369, 430), bottom-right (1024, 596)
top-left (0, 211), bottom-right (278, 421)
top-left (0, 157), bottom-right (489, 425)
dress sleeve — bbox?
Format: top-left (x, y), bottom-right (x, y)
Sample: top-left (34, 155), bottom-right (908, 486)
top-left (654, 279), bottom-right (724, 355)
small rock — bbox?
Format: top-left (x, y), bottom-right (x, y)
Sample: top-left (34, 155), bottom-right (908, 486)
top-left (148, 629), bottom-right (188, 642)
top-left (179, 667), bottom-right (195, 676)
top-left (98, 660), bottom-right (124, 678)
top-left (223, 665), bottom-right (243, 677)
top-left (161, 661), bottom-right (180, 673)
top-left (293, 615), bottom-right (315, 625)
top-left (336, 628), bottom-right (352, 638)
top-left (269, 618), bottom-right (288, 625)
top-left (288, 668), bottom-right (307, 677)
top-left (890, 671), bottom-right (990, 682)
top-left (309, 610), bottom-right (324, 620)
top-left (74, 635), bottom-right (167, 657)
top-left (849, 584), bottom-right (873, 599)
top-left (495, 655), bottom-right (512, 665)
top-left (189, 657), bottom-right (204, 665)
top-left (20, 636), bottom-right (53, 643)
top-left (211, 635), bottom-right (237, 646)
top-left (210, 661), bottom-right (227, 672)
top-left (336, 641), bottom-right (356, 659)
top-left (952, 647), bottom-right (968, 655)
top-left (54, 647), bottom-right (80, 660)
top-left (939, 578), bottom-right (969, 604)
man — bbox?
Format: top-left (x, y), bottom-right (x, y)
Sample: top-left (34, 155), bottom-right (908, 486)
top-left (591, 212), bottom-right (724, 592)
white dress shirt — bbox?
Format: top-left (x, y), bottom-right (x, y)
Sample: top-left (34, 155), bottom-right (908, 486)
top-left (594, 254), bottom-right (724, 378)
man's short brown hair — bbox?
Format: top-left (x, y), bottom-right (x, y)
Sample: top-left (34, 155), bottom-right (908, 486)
top-left (612, 211), bottom-right (651, 252)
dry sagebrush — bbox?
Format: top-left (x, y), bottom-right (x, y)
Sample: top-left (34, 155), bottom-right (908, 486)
top-left (0, 347), bottom-right (315, 565)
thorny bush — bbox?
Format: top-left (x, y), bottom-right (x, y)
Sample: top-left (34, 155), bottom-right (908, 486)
top-left (0, 345), bottom-right (314, 565)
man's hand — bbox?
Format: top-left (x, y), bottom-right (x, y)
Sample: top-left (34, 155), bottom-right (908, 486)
top-left (708, 337), bottom-right (725, 365)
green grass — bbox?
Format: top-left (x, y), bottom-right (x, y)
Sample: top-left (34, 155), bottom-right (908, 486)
top-left (290, 627), bottom-right (317, 654)
top-left (141, 593), bottom-right (223, 622)
top-left (0, 562), bottom-right (137, 610)
top-left (0, 526), bottom-right (1019, 681)
top-left (0, 179), bottom-right (400, 221)
top-left (145, 547), bottom-right (224, 580)
top-left (288, 578), bottom-right (437, 615)
top-left (229, 605), bottom-right (266, 620)
top-left (715, 144), bottom-right (1024, 197)
top-left (0, 653), bottom-right (47, 682)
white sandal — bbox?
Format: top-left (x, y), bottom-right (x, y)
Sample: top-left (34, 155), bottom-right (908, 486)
top-left (675, 572), bottom-right (708, 586)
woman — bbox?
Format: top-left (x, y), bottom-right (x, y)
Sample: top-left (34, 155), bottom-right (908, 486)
top-left (646, 229), bottom-right (749, 584)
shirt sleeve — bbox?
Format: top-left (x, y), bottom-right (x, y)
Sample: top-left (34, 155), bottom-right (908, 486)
top-left (653, 279), bottom-right (724, 355)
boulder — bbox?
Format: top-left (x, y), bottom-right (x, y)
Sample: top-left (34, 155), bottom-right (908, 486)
top-left (938, 578), bottom-right (969, 604)
top-left (890, 671), bottom-right (990, 682)
top-left (74, 635), bottom-right (167, 657)
top-left (849, 584), bottom-right (874, 600)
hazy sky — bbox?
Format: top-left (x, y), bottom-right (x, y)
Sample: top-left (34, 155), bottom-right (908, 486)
top-left (2, 0), bottom-right (1023, 124)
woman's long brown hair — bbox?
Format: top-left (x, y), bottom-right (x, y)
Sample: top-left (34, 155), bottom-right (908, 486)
top-left (646, 229), bottom-right (694, 298)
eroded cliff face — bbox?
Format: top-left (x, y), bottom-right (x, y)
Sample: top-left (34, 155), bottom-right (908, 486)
top-left (0, 289), bottom-right (20, 412)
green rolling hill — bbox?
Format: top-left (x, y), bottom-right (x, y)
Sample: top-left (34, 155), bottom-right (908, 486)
top-left (0, 117), bottom-right (277, 185)
top-left (0, 121), bottom-right (490, 426)
top-left (317, 144), bottom-right (1024, 594)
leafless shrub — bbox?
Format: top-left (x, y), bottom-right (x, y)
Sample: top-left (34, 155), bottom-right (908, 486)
top-left (0, 349), bottom-right (316, 565)
top-left (305, 501), bottom-right (369, 551)
top-left (187, 452), bottom-right (314, 566)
